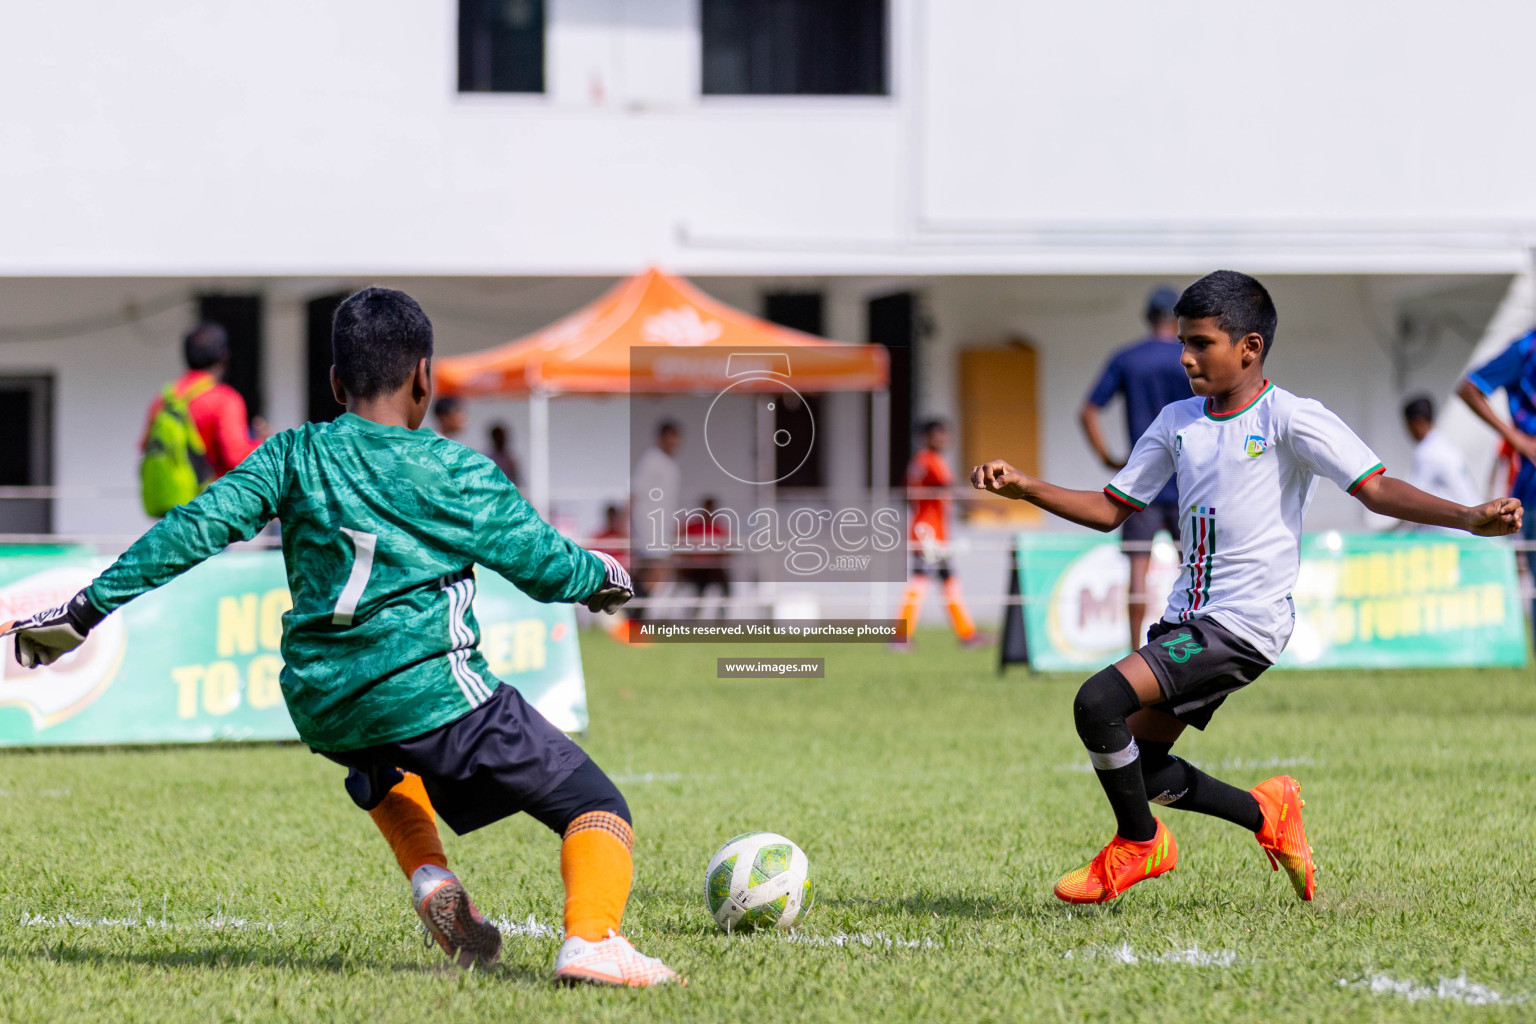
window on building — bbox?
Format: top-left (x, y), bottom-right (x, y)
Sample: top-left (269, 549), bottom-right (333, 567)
top-left (702, 0), bottom-right (887, 96)
top-left (459, 0), bottom-right (545, 94)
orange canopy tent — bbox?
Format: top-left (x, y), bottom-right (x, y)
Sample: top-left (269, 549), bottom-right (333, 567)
top-left (434, 267), bottom-right (888, 396)
top-left (433, 268), bottom-right (891, 511)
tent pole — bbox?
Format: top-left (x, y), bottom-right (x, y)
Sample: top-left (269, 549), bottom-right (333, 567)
top-left (870, 389), bottom-right (891, 621)
top-left (529, 388), bottom-right (550, 515)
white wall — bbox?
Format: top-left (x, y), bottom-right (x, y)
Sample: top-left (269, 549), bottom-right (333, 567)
top-left (2, 2), bottom-right (1534, 276)
top-left (0, 273), bottom-right (1507, 542)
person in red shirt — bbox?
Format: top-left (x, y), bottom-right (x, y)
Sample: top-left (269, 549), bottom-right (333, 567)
top-left (896, 419), bottom-right (981, 649)
top-left (141, 323), bottom-right (262, 481)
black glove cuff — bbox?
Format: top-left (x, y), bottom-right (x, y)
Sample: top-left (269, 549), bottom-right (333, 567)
top-left (66, 590), bottom-right (106, 633)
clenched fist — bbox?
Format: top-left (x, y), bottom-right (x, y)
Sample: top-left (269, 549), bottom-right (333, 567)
top-left (970, 460), bottom-right (1031, 501)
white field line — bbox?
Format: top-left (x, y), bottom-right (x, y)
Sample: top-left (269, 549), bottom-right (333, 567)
top-left (609, 772), bottom-right (687, 784)
top-left (0, 789), bottom-right (71, 798)
top-left (21, 907), bottom-right (275, 933)
top-left (1342, 974), bottom-right (1529, 1006)
top-left (783, 931), bottom-right (939, 950)
top-left (1065, 943), bottom-right (1238, 967)
top-left (486, 913), bottom-right (560, 940)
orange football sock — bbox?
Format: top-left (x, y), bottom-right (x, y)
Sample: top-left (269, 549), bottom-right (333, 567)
top-left (943, 578), bottom-right (977, 640)
top-left (368, 772), bottom-right (448, 879)
top-left (897, 576), bottom-right (929, 641)
top-left (560, 811), bottom-right (634, 942)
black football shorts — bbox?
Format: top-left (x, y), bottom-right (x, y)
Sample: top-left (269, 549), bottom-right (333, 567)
top-left (317, 682), bottom-right (588, 835)
top-left (1139, 616), bottom-right (1272, 730)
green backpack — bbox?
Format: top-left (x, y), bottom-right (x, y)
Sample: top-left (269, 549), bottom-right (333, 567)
top-left (140, 378), bottom-right (214, 517)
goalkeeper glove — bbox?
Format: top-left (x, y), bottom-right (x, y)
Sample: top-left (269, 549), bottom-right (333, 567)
top-left (6, 590), bottom-right (106, 669)
top-left (583, 550), bottom-right (634, 614)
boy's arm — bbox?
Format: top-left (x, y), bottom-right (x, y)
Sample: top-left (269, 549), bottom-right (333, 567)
top-left (971, 461), bottom-right (1135, 532)
top-left (1284, 396), bottom-right (1522, 536)
top-left (1457, 332), bottom-right (1536, 462)
top-left (1456, 378), bottom-right (1536, 464)
top-left (974, 410), bottom-right (1176, 530)
top-left (7, 435), bottom-right (288, 668)
top-left (1352, 474), bottom-right (1522, 536)
top-left (1080, 353), bottom-right (1126, 470)
top-left (455, 456), bottom-right (628, 608)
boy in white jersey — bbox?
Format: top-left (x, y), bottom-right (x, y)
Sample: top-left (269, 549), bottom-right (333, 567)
top-left (973, 271), bottom-right (1521, 904)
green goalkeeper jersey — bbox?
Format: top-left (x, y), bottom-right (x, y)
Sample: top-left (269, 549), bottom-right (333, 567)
top-left (87, 413), bottom-right (603, 751)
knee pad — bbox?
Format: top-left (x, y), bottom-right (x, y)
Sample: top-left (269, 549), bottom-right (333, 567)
top-left (1073, 666), bottom-right (1140, 742)
top-left (1073, 666), bottom-right (1142, 768)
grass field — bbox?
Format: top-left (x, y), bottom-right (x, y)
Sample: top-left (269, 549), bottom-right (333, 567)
top-left (1, 632), bottom-right (1534, 1022)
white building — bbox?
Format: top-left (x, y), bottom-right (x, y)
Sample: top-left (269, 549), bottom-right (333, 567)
top-left (3, 1), bottom-right (1534, 616)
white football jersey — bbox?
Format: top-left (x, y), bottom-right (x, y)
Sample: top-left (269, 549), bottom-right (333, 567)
top-left (1105, 381), bottom-right (1383, 662)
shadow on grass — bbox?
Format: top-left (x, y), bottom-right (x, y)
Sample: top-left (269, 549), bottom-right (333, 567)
top-left (12, 941), bottom-right (546, 984)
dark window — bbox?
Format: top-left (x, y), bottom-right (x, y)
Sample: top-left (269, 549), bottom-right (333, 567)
top-left (459, 0), bottom-right (545, 93)
top-left (306, 293), bottom-right (348, 424)
top-left (702, 0), bottom-right (887, 96)
top-left (0, 375), bottom-right (53, 534)
top-left (197, 294), bottom-right (264, 418)
top-left (868, 291), bottom-right (915, 487)
top-left (763, 292), bottom-right (825, 489)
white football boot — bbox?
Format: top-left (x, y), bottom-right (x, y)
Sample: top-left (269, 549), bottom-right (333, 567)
top-left (410, 864), bottom-right (502, 969)
top-left (554, 930), bottom-right (683, 987)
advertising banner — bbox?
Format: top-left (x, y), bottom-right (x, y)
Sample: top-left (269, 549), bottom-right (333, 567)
top-left (1011, 531), bottom-right (1525, 672)
top-left (0, 549), bottom-right (588, 746)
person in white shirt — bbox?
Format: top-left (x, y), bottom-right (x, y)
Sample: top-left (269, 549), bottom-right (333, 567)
top-left (629, 421), bottom-right (683, 626)
top-left (1403, 395), bottom-right (1479, 514)
top-left (972, 270), bottom-right (1521, 909)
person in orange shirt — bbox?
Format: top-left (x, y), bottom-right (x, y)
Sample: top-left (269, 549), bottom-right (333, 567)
top-left (896, 419), bottom-right (982, 649)
top-left (141, 323), bottom-right (263, 481)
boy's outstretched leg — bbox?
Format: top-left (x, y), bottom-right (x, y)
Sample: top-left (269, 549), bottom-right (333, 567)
top-left (1054, 657), bottom-right (1178, 903)
top-left (529, 758), bottom-right (682, 987)
top-left (351, 768), bottom-right (502, 969)
top-left (1134, 719), bottom-right (1314, 900)
top-left (1249, 775), bottom-right (1315, 900)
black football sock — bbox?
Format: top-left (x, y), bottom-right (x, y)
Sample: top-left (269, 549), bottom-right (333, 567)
top-left (1074, 666), bottom-right (1157, 842)
top-left (1140, 741), bottom-right (1263, 832)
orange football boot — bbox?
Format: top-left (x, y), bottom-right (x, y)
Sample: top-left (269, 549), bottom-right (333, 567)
top-left (1053, 819), bottom-right (1178, 904)
top-left (1250, 775), bottom-right (1314, 900)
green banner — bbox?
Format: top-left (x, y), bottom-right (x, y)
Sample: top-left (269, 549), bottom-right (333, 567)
top-left (1013, 531), bottom-right (1526, 672)
top-left (0, 549), bottom-right (588, 746)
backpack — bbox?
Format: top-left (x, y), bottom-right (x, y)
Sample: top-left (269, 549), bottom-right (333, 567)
top-left (140, 378), bottom-right (215, 517)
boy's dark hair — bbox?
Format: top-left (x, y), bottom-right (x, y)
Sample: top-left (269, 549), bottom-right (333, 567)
top-left (1173, 271), bottom-right (1278, 359)
top-left (184, 323), bottom-right (229, 370)
top-left (1403, 395), bottom-right (1435, 424)
top-left (657, 420), bottom-right (681, 438)
top-left (331, 287), bottom-right (434, 401)
top-left (919, 417), bottom-right (948, 436)
top-left (434, 396), bottom-right (462, 418)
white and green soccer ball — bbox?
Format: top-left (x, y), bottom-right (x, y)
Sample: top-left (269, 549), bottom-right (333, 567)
top-left (704, 832), bottom-right (814, 932)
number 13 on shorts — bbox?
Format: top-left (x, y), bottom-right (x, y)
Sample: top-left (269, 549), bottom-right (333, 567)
top-left (1160, 630), bottom-right (1203, 664)
top-left (333, 528), bottom-right (378, 626)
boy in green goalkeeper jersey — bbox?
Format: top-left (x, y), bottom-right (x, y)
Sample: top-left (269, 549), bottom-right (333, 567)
top-left (4, 288), bottom-right (681, 987)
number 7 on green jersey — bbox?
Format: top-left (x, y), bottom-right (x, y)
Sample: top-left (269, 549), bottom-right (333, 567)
top-left (333, 528), bottom-right (377, 626)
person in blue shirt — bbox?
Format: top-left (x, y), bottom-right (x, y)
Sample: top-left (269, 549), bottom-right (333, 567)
top-left (1080, 285), bottom-right (1194, 650)
top-left (1457, 327), bottom-right (1536, 636)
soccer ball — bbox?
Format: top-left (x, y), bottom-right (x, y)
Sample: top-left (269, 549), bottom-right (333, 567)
top-left (704, 832), bottom-right (814, 932)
